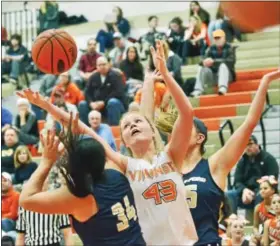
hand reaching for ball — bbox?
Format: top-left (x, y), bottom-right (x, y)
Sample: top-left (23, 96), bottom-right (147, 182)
top-left (17, 89), bottom-right (49, 110)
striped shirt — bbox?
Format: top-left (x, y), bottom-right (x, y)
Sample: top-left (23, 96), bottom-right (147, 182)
top-left (16, 206), bottom-right (71, 246)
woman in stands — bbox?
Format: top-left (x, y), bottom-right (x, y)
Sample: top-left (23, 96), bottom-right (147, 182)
top-left (141, 50), bottom-right (280, 245)
top-left (17, 41), bottom-right (198, 245)
top-left (19, 118), bottom-right (146, 246)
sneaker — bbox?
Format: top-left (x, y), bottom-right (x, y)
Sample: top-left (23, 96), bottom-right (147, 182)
top-left (190, 90), bottom-right (202, 98)
top-left (218, 87), bottom-right (227, 95)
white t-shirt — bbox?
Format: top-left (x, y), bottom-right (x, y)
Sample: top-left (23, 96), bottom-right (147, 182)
top-left (101, 75), bottom-right (106, 84)
top-left (126, 152), bottom-right (198, 245)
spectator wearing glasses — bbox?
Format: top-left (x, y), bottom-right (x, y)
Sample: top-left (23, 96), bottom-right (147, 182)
top-left (191, 29), bottom-right (236, 97)
top-left (78, 56), bottom-right (126, 126)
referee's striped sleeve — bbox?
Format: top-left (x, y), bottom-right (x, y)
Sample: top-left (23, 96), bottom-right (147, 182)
top-left (16, 207), bottom-right (26, 233)
top-left (58, 214), bottom-right (71, 229)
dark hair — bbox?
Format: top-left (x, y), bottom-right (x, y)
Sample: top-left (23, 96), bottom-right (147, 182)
top-left (193, 124), bottom-right (207, 155)
top-left (114, 6), bottom-right (123, 21)
top-left (125, 46), bottom-right (140, 63)
top-left (219, 195), bottom-right (232, 227)
top-left (10, 34), bottom-right (22, 46)
top-left (148, 15), bottom-right (158, 22)
top-left (170, 17), bottom-right (183, 28)
top-left (189, 1), bottom-right (201, 15)
top-left (189, 1), bottom-right (210, 25)
top-left (57, 119), bottom-right (106, 198)
top-left (262, 180), bottom-right (278, 194)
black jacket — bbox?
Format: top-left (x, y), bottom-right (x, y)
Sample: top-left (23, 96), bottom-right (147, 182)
top-left (85, 69), bottom-right (126, 106)
top-left (234, 149), bottom-right (279, 194)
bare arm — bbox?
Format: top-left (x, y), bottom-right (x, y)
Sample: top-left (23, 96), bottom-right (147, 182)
top-left (262, 220), bottom-right (270, 246)
top-left (17, 89), bottom-right (128, 172)
top-left (209, 70), bottom-right (280, 182)
top-left (15, 233), bottom-right (25, 246)
top-left (155, 40), bottom-right (194, 168)
top-left (253, 204), bottom-right (260, 234)
top-left (62, 227), bottom-right (73, 246)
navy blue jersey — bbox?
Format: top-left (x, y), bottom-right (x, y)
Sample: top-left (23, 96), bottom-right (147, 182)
top-left (182, 159), bottom-right (224, 246)
top-left (71, 169), bottom-right (146, 246)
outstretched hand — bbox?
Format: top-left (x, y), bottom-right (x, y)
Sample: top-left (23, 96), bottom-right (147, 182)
top-left (16, 89), bottom-right (49, 110)
top-left (150, 40), bottom-right (168, 76)
top-left (262, 69), bottom-right (280, 83)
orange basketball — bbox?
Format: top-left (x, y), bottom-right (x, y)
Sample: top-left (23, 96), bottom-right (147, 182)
top-left (32, 29), bottom-right (77, 75)
top-left (221, 2), bottom-right (280, 32)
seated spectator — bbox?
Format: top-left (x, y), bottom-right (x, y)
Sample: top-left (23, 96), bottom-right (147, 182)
top-left (139, 15), bottom-right (166, 60)
top-left (2, 172), bottom-right (19, 239)
top-left (75, 38), bottom-right (101, 90)
top-left (1, 106), bottom-right (13, 128)
top-left (1, 26), bottom-right (8, 46)
top-left (38, 1), bottom-right (59, 33)
top-left (78, 56), bottom-right (126, 126)
top-left (39, 74), bottom-right (58, 97)
top-left (208, 4), bottom-right (242, 44)
top-left (96, 6), bottom-right (130, 53)
top-left (15, 98), bottom-right (39, 145)
top-left (189, 1), bottom-right (210, 26)
top-left (167, 17), bottom-right (187, 60)
top-left (1, 34), bottom-right (29, 86)
top-left (88, 110), bottom-right (117, 151)
top-left (183, 15), bottom-right (210, 63)
top-left (226, 135), bottom-right (279, 214)
top-left (120, 46), bottom-right (144, 101)
top-left (162, 41), bottom-right (183, 85)
top-left (50, 71), bottom-right (84, 106)
top-left (109, 32), bottom-right (134, 68)
top-left (15, 177), bottom-right (73, 246)
top-left (13, 145), bottom-right (37, 187)
top-left (45, 87), bottom-right (77, 130)
top-left (191, 29), bottom-right (236, 97)
top-left (2, 127), bottom-right (21, 174)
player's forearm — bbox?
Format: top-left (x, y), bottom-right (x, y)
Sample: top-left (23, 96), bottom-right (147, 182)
top-left (243, 77), bottom-right (270, 129)
top-left (16, 233), bottom-right (25, 246)
top-left (161, 71), bottom-right (193, 119)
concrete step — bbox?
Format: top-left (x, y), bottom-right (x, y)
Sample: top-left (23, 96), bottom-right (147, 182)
top-left (237, 47), bottom-right (280, 60)
top-left (235, 38), bottom-right (280, 51)
top-left (244, 31), bottom-right (280, 41)
top-left (182, 57), bottom-right (280, 78)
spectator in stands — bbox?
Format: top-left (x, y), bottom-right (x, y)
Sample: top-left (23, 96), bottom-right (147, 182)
top-left (78, 56), bottom-right (126, 126)
top-left (226, 135), bottom-right (279, 214)
top-left (2, 172), bottom-right (20, 235)
top-left (182, 15), bottom-right (210, 64)
top-left (109, 32), bottom-right (134, 68)
top-left (39, 74), bottom-right (58, 97)
top-left (167, 17), bottom-right (187, 60)
top-left (120, 46), bottom-right (144, 101)
top-left (88, 110), bottom-right (117, 151)
top-left (2, 127), bottom-right (21, 174)
top-left (139, 15), bottom-right (166, 60)
top-left (1, 26), bottom-right (8, 45)
top-left (96, 6), bottom-right (130, 53)
top-left (208, 4), bottom-right (242, 44)
top-left (191, 29), bottom-right (236, 97)
top-left (1, 106), bottom-right (13, 128)
top-left (76, 38), bottom-right (101, 90)
top-left (16, 177), bottom-right (73, 246)
top-left (189, 1), bottom-right (210, 26)
top-left (15, 98), bottom-right (39, 145)
top-left (39, 1), bottom-right (59, 33)
top-left (162, 41), bottom-right (183, 85)
top-left (13, 146), bottom-right (37, 187)
top-left (50, 71), bottom-right (84, 106)
top-left (1, 34), bottom-right (29, 86)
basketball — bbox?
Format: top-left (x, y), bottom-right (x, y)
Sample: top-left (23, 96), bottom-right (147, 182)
top-left (221, 2), bottom-right (280, 32)
top-left (31, 29), bottom-right (77, 75)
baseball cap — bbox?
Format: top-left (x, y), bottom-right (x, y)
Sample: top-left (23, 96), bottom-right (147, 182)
top-left (249, 135), bottom-right (258, 144)
top-left (212, 29), bottom-right (226, 38)
top-left (2, 172), bottom-right (12, 182)
top-left (113, 32), bottom-right (123, 39)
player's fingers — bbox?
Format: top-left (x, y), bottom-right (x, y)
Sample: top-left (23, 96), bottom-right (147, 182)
top-left (16, 91), bottom-right (27, 98)
top-left (46, 129), bottom-right (51, 146)
top-left (150, 46), bottom-right (156, 55)
top-left (40, 133), bottom-right (46, 147)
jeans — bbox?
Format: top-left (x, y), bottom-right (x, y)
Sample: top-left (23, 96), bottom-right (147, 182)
top-left (96, 30), bottom-right (114, 53)
top-left (226, 189), bottom-right (262, 214)
top-left (182, 39), bottom-right (207, 64)
top-left (78, 98), bottom-right (125, 126)
top-left (1, 60), bottom-right (23, 79)
top-left (2, 219), bottom-right (16, 232)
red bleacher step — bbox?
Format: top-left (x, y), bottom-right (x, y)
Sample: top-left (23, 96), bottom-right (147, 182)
top-left (194, 105), bottom-right (237, 119)
top-left (236, 68), bottom-right (276, 81)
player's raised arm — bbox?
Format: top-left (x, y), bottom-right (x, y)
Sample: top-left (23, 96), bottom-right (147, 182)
top-left (16, 90), bottom-right (128, 172)
top-left (209, 70), bottom-right (280, 176)
top-left (154, 40), bottom-right (194, 168)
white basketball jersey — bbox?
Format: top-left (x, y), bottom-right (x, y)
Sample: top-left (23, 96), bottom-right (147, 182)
top-left (126, 152), bottom-right (198, 245)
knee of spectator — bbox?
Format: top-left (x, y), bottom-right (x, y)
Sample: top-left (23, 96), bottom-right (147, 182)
top-left (107, 98), bottom-right (121, 106)
top-left (78, 100), bottom-right (88, 108)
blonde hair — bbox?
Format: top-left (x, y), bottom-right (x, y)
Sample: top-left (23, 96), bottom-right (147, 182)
top-left (162, 41), bottom-right (170, 60)
top-left (120, 112), bottom-right (164, 157)
top-left (190, 15), bottom-right (202, 33)
top-left (14, 145), bottom-right (32, 168)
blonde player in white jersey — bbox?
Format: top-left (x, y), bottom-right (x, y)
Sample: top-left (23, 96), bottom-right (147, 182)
top-left (17, 41), bottom-right (198, 245)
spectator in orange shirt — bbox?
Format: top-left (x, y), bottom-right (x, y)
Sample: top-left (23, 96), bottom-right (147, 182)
top-left (1, 172), bottom-right (20, 233)
top-left (50, 71), bottom-right (84, 106)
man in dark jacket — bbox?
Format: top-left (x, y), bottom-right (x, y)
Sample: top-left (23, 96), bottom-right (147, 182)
top-left (226, 135), bottom-right (279, 213)
top-left (78, 56), bottom-right (126, 126)
top-left (191, 29), bottom-right (236, 97)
